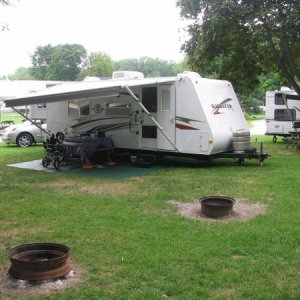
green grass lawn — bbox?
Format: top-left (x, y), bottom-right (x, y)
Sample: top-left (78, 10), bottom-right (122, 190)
top-left (245, 114), bottom-right (265, 121)
top-left (0, 137), bottom-right (299, 299)
top-left (0, 112), bottom-right (24, 125)
top-left (246, 114), bottom-right (265, 128)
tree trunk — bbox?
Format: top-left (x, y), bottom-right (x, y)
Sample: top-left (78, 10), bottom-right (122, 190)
top-left (280, 33), bottom-right (300, 83)
top-left (263, 23), bottom-right (300, 95)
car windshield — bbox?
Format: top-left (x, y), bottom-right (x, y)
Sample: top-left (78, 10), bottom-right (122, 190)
top-left (22, 120), bottom-right (43, 125)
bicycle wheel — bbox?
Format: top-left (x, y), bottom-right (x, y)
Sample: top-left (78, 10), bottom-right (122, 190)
top-left (53, 158), bottom-right (60, 170)
top-left (42, 157), bottom-right (50, 167)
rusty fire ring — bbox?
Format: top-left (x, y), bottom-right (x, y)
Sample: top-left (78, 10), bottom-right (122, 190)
top-left (200, 196), bottom-right (235, 217)
top-left (8, 243), bottom-right (71, 281)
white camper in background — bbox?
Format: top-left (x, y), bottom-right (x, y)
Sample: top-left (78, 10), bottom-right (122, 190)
top-left (28, 103), bottom-right (47, 121)
top-left (4, 71), bottom-right (269, 164)
top-left (265, 88), bottom-right (300, 142)
top-left (0, 80), bottom-right (62, 122)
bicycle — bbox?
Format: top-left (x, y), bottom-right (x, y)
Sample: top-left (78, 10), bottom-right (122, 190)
top-left (42, 133), bottom-right (64, 170)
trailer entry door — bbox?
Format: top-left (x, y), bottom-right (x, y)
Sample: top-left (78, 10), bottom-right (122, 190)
top-left (141, 87), bottom-right (158, 149)
top-left (157, 85), bottom-right (175, 150)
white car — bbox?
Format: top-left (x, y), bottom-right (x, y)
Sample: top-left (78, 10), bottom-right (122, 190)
top-left (1, 120), bottom-right (47, 147)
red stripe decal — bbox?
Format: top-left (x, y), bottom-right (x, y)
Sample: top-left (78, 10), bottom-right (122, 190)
top-left (176, 124), bottom-right (199, 130)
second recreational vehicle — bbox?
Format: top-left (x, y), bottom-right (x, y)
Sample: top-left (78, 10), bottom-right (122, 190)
top-left (0, 80), bottom-right (63, 122)
top-left (4, 71), bottom-right (269, 164)
top-left (265, 88), bottom-right (300, 142)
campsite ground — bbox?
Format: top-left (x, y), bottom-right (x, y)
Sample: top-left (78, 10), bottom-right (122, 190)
top-left (0, 133), bottom-right (299, 299)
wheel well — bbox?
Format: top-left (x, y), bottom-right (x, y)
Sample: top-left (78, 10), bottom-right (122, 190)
top-left (17, 132), bottom-right (35, 142)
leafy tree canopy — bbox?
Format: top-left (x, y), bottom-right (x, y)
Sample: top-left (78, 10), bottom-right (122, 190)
top-left (31, 44), bottom-right (87, 81)
top-left (239, 71), bottom-right (288, 113)
top-left (29, 45), bottom-right (185, 81)
top-left (78, 52), bottom-right (114, 80)
top-left (8, 67), bottom-right (35, 80)
top-left (177, 0), bottom-right (300, 95)
top-left (114, 57), bottom-right (186, 77)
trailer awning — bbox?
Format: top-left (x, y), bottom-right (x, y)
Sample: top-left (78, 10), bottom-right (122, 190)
top-left (4, 77), bottom-right (176, 107)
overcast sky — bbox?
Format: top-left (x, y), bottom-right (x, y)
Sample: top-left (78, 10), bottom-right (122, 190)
top-left (0, 0), bottom-right (188, 75)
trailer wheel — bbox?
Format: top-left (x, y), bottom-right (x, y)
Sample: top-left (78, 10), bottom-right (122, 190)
top-left (237, 158), bottom-right (245, 165)
top-left (272, 135), bottom-right (277, 143)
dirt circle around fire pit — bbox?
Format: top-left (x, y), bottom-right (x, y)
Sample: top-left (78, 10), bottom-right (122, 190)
top-left (168, 198), bottom-right (267, 222)
top-left (0, 263), bottom-right (82, 298)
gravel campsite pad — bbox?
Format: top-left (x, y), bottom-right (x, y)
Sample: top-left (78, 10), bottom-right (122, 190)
top-left (169, 199), bottom-right (267, 222)
top-left (0, 265), bottom-right (81, 298)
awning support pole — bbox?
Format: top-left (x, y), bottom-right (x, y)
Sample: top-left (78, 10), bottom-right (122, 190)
top-left (12, 107), bottom-right (52, 136)
top-left (123, 85), bottom-right (179, 152)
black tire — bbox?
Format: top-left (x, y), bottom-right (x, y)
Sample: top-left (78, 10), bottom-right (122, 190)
top-left (273, 136), bottom-right (277, 143)
top-left (16, 133), bottom-right (33, 147)
top-left (58, 148), bottom-right (66, 162)
top-left (53, 158), bottom-right (60, 170)
top-left (42, 157), bottom-right (50, 167)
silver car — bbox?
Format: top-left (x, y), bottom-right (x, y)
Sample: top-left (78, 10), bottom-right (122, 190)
top-left (1, 120), bottom-right (47, 147)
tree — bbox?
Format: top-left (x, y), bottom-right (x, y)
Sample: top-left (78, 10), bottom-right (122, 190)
top-left (177, 0), bottom-right (300, 95)
top-left (8, 67), bottom-right (35, 80)
top-left (114, 57), bottom-right (185, 77)
top-left (240, 71), bottom-right (287, 113)
top-left (48, 44), bottom-right (87, 80)
top-left (31, 44), bottom-right (87, 80)
top-left (31, 44), bottom-right (53, 79)
top-left (78, 52), bottom-right (114, 80)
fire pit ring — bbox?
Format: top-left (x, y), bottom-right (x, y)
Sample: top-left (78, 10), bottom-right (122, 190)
top-left (8, 243), bottom-right (71, 281)
top-left (200, 196), bottom-right (235, 217)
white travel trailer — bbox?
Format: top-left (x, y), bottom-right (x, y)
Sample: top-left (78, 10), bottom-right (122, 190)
top-left (265, 88), bottom-right (300, 142)
top-left (28, 103), bottom-right (47, 120)
top-left (4, 72), bottom-right (269, 164)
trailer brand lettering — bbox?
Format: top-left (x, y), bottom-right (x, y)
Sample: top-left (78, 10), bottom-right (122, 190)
top-left (211, 98), bottom-right (233, 114)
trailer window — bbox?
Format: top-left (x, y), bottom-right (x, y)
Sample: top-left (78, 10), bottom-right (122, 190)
top-left (161, 90), bottom-right (170, 111)
top-left (106, 103), bottom-right (131, 108)
top-left (142, 87), bottom-right (157, 112)
top-left (37, 103), bottom-right (46, 108)
top-left (142, 126), bottom-right (157, 138)
top-left (274, 109), bottom-right (296, 121)
top-left (68, 100), bottom-right (90, 116)
top-left (275, 93), bottom-right (285, 105)
top-left (106, 103), bottom-right (131, 116)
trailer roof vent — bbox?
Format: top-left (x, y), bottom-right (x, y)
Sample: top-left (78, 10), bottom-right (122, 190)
top-left (112, 71), bottom-right (144, 80)
top-left (83, 76), bottom-right (101, 82)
